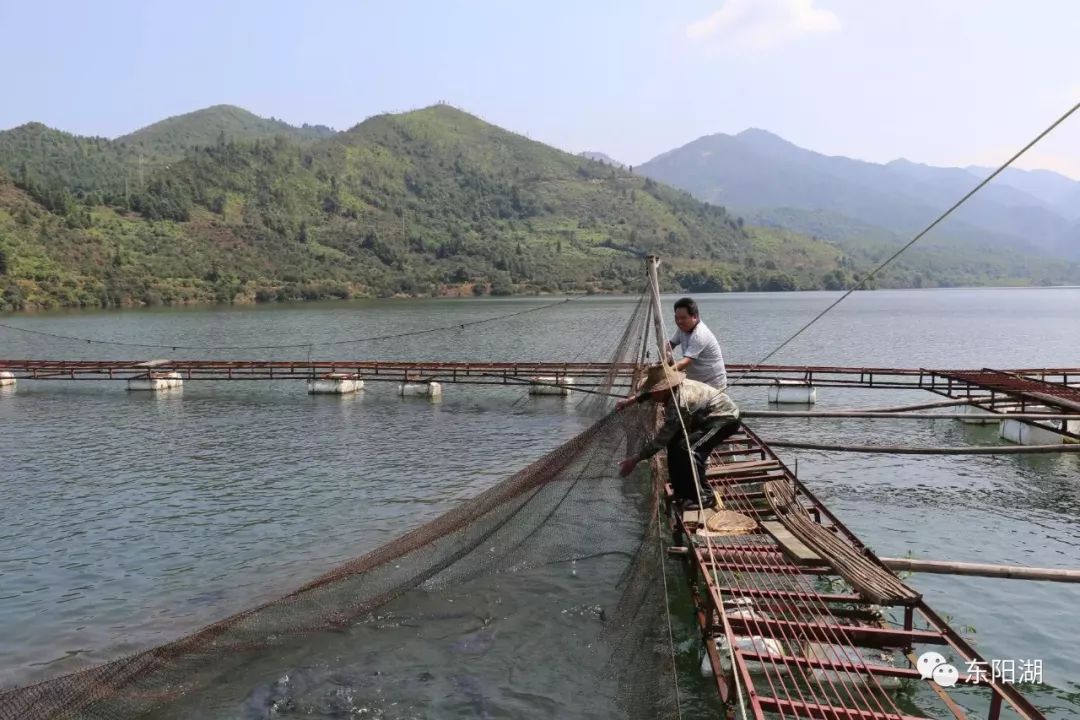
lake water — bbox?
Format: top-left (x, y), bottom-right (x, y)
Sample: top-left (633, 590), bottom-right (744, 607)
top-left (2, 288), bottom-right (1079, 717)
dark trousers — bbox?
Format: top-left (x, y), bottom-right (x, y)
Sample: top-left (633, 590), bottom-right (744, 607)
top-left (666, 418), bottom-right (742, 503)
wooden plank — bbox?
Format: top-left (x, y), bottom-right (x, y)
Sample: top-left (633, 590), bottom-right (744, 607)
top-left (708, 472), bottom-right (787, 487)
top-left (761, 519), bottom-right (827, 566)
top-left (707, 459), bottom-right (781, 477)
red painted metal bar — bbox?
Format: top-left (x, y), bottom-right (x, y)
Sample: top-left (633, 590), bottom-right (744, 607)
top-left (714, 586), bottom-right (867, 604)
top-left (740, 651), bottom-right (983, 685)
top-left (726, 616), bottom-right (946, 648)
top-left (1, 359), bottom-right (1078, 381)
top-left (675, 423), bottom-right (1047, 719)
top-left (926, 368), bottom-right (1080, 440)
top-left (936, 368), bottom-right (1080, 412)
top-left (758, 696), bottom-right (926, 720)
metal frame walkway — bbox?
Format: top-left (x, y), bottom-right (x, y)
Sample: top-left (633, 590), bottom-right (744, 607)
top-left (667, 426), bottom-right (1045, 720)
top-left (1, 359), bottom-right (1078, 389)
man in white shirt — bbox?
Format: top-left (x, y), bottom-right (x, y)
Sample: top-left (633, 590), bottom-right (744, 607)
top-left (667, 297), bottom-right (727, 389)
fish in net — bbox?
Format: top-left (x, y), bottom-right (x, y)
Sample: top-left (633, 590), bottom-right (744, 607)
top-left (1, 293), bottom-right (685, 720)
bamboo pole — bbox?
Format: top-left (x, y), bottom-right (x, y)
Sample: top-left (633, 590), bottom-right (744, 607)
top-left (844, 397), bottom-right (1005, 413)
top-left (767, 440), bottom-right (1080, 454)
top-left (745, 411), bottom-right (1080, 420)
top-left (882, 557), bottom-right (1080, 583)
top-left (645, 255), bottom-right (666, 359)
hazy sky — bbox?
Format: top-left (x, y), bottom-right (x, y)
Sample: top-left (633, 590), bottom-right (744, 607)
top-left (3, 1), bottom-right (1078, 177)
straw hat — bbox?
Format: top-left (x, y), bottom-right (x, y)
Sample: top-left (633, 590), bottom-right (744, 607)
top-left (643, 364), bottom-right (686, 393)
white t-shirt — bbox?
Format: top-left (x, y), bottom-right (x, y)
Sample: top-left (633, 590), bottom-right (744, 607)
top-left (670, 320), bottom-right (727, 389)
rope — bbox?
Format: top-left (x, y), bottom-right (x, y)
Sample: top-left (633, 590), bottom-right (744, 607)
top-left (649, 295), bottom-right (751, 720)
top-left (735, 99), bottom-right (1080, 378)
top-left (650, 266), bottom-right (907, 718)
top-left (0, 298), bottom-right (573, 351)
top-left (653, 476), bottom-right (684, 720)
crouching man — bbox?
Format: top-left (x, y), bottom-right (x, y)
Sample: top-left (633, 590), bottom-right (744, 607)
top-left (616, 364), bottom-right (740, 510)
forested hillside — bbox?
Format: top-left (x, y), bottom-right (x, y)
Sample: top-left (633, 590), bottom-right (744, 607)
top-left (0, 105), bottom-right (867, 310)
top-left (3, 104), bottom-right (1074, 312)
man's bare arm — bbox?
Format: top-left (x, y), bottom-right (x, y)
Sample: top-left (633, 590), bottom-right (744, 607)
top-left (672, 356), bottom-right (693, 372)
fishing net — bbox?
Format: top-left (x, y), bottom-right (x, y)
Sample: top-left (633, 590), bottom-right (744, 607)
top-left (1, 293), bottom-right (682, 720)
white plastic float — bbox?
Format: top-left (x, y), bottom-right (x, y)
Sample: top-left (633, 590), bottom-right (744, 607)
top-left (957, 404), bottom-right (996, 425)
top-left (999, 406), bottom-right (1075, 445)
top-left (527, 376), bottom-right (575, 396)
top-left (307, 373), bottom-right (364, 395)
top-left (400, 381), bottom-right (442, 399)
top-left (0, 371), bottom-right (15, 388)
top-left (768, 379), bottom-right (817, 405)
top-left (127, 371), bottom-right (183, 392)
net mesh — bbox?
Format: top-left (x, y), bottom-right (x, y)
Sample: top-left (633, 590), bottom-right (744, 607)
top-left (1, 293), bottom-right (681, 720)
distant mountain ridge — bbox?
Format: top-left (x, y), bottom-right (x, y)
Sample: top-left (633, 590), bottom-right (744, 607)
top-left (2, 104), bottom-right (871, 310)
top-left (1, 105), bottom-right (1078, 312)
top-left (639, 128), bottom-right (1080, 261)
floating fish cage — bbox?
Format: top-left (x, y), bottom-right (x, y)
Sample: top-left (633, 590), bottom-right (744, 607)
top-left (127, 371), bottom-right (183, 392)
top-left (768, 379), bottom-right (817, 404)
top-left (527, 376), bottom-right (575, 396)
top-left (307, 373), bottom-right (364, 395)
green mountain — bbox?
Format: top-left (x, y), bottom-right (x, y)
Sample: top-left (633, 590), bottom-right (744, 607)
top-left (0, 104), bottom-right (876, 311)
top-left (117, 104), bottom-right (335, 155)
top-left (639, 128), bottom-right (1080, 262)
top-left (0, 106), bottom-right (336, 213)
top-left (747, 206), bottom-right (1077, 289)
top-left (0, 123), bottom-right (137, 208)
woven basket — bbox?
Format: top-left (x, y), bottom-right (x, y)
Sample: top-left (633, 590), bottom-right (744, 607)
top-left (704, 509), bottom-right (757, 536)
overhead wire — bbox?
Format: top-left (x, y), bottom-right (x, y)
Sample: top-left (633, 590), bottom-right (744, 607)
top-left (647, 282), bottom-right (756, 720)
top-left (734, 99), bottom-right (1080, 380)
top-left (0, 298), bottom-right (574, 351)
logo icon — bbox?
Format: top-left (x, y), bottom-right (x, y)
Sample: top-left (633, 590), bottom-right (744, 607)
top-left (917, 651), bottom-right (959, 687)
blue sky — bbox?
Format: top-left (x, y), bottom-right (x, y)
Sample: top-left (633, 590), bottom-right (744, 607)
top-left (3, 1), bottom-right (1079, 176)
